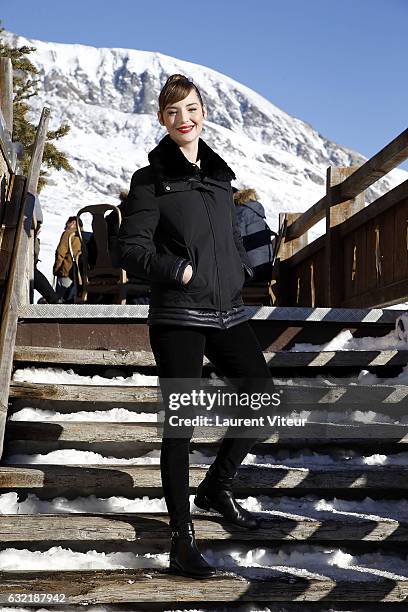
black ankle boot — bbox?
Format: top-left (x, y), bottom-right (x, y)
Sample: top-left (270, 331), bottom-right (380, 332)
top-left (169, 521), bottom-right (217, 578)
top-left (194, 469), bottom-right (260, 530)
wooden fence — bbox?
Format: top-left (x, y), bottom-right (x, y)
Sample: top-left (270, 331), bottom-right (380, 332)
top-left (275, 128), bottom-right (408, 307)
top-left (0, 56), bottom-right (49, 457)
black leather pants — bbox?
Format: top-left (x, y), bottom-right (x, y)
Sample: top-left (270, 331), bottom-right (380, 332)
top-left (149, 320), bottom-right (272, 528)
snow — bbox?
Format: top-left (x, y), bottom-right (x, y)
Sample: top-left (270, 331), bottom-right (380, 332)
top-left (291, 315), bottom-right (408, 352)
top-left (0, 543), bottom-right (407, 582)
top-left (12, 366), bottom-right (158, 386)
top-left (3, 490), bottom-right (408, 523)
top-left (3, 446), bottom-right (408, 468)
top-left (9, 406), bottom-right (159, 422)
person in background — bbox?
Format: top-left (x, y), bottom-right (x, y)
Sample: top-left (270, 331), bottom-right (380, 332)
top-left (53, 216), bottom-right (81, 300)
top-left (233, 187), bottom-right (275, 282)
top-left (33, 195), bottom-right (61, 304)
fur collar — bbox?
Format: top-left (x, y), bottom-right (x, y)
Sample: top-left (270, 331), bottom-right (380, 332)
top-left (148, 134), bottom-right (236, 182)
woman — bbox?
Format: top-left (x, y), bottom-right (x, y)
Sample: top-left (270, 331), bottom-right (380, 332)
top-left (118, 74), bottom-right (272, 578)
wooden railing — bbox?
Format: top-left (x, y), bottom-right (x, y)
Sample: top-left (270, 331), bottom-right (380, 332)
top-left (275, 128), bottom-right (408, 308)
top-left (0, 56), bottom-right (50, 457)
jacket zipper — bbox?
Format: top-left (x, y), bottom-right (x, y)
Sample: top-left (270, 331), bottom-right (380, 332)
top-left (199, 190), bottom-right (225, 328)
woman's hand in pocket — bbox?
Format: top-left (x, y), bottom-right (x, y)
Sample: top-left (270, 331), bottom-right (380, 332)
top-left (182, 264), bottom-right (193, 285)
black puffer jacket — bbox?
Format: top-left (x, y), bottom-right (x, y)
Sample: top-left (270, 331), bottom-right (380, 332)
top-left (117, 134), bottom-right (254, 328)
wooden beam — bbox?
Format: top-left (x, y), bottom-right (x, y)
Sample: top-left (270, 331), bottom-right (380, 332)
top-left (279, 212), bottom-right (308, 260)
top-left (10, 348), bottom-right (408, 373)
top-left (283, 235), bottom-right (325, 269)
top-left (0, 58), bottom-right (13, 137)
top-left (18, 107), bottom-right (50, 306)
top-left (325, 167), bottom-right (365, 306)
top-left (1, 464), bottom-right (408, 493)
top-left (0, 176), bottom-right (26, 460)
top-left (286, 194), bottom-right (328, 241)
top-left (1, 512), bottom-right (407, 542)
top-left (5, 420), bottom-right (408, 446)
top-left (8, 381), bottom-right (408, 405)
top-left (26, 107), bottom-right (50, 195)
top-left (15, 303), bottom-right (407, 323)
top-left (286, 128), bottom-right (408, 241)
top-left (0, 175), bottom-right (26, 284)
top-left (334, 127), bottom-right (408, 201)
top-left (339, 178), bottom-right (408, 237)
top-left (0, 568), bottom-right (406, 604)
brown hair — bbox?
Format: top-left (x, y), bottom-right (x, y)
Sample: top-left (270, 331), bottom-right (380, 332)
top-left (119, 190), bottom-right (129, 204)
top-left (233, 188), bottom-right (259, 205)
top-left (158, 74), bottom-right (204, 117)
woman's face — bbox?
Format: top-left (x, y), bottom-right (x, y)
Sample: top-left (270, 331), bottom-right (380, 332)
top-left (158, 89), bottom-right (207, 146)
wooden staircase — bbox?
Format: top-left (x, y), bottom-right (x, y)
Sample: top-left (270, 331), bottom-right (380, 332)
top-left (0, 307), bottom-right (408, 607)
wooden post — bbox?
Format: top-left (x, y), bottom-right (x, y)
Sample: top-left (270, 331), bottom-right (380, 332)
top-left (325, 166), bottom-right (365, 306)
top-left (277, 212), bottom-right (308, 305)
top-left (278, 212), bottom-right (308, 260)
top-left (18, 108), bottom-right (50, 306)
top-left (0, 58), bottom-right (13, 137)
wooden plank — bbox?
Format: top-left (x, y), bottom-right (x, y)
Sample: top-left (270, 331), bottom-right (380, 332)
top-left (325, 167), bottom-right (365, 306)
top-left (393, 196), bottom-right (408, 283)
top-left (0, 177), bottom-right (26, 460)
top-left (6, 381), bottom-right (408, 405)
top-left (0, 174), bottom-right (26, 283)
top-left (341, 279), bottom-right (408, 309)
top-left (1, 464), bottom-right (408, 494)
top-left (335, 127), bottom-right (408, 200)
top-left (282, 235), bottom-right (324, 271)
top-left (11, 347), bottom-right (408, 370)
top-left (339, 179), bottom-right (408, 237)
top-left (287, 128), bottom-right (408, 241)
top-left (279, 212), bottom-right (308, 260)
top-left (16, 304), bottom-right (408, 324)
top-left (5, 421), bottom-right (408, 446)
top-left (2, 512), bottom-right (408, 542)
top-left (8, 381), bottom-right (408, 404)
top-left (13, 345), bottom-right (156, 366)
top-left (18, 108), bottom-right (50, 307)
top-left (0, 58), bottom-right (13, 136)
top-left (0, 58), bottom-right (14, 173)
top-left (0, 568), bottom-right (407, 603)
top-left (286, 193), bottom-right (329, 241)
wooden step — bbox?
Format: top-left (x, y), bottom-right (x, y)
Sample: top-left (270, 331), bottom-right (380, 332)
top-left (9, 381), bottom-right (408, 406)
top-left (0, 568), bottom-right (407, 603)
top-left (1, 464), bottom-right (408, 497)
top-left (5, 421), bottom-right (408, 447)
top-left (13, 345), bottom-right (408, 368)
top-left (1, 512), bottom-right (408, 543)
top-left (16, 304), bottom-right (407, 323)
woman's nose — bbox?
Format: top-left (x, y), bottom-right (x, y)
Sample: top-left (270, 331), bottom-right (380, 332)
top-left (180, 108), bottom-right (190, 123)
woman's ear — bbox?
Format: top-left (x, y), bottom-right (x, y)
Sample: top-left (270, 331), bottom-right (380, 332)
top-left (202, 105), bottom-right (208, 120)
top-left (157, 111), bottom-right (164, 125)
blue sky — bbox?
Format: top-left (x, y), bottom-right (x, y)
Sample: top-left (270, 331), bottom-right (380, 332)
top-left (2, 0), bottom-right (407, 168)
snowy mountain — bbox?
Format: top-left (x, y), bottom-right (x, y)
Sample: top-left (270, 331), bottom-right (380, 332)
top-left (3, 31), bottom-right (406, 286)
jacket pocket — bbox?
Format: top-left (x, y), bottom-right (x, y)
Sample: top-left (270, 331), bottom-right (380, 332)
top-left (167, 237), bottom-right (203, 290)
top-left (181, 246), bottom-right (206, 292)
